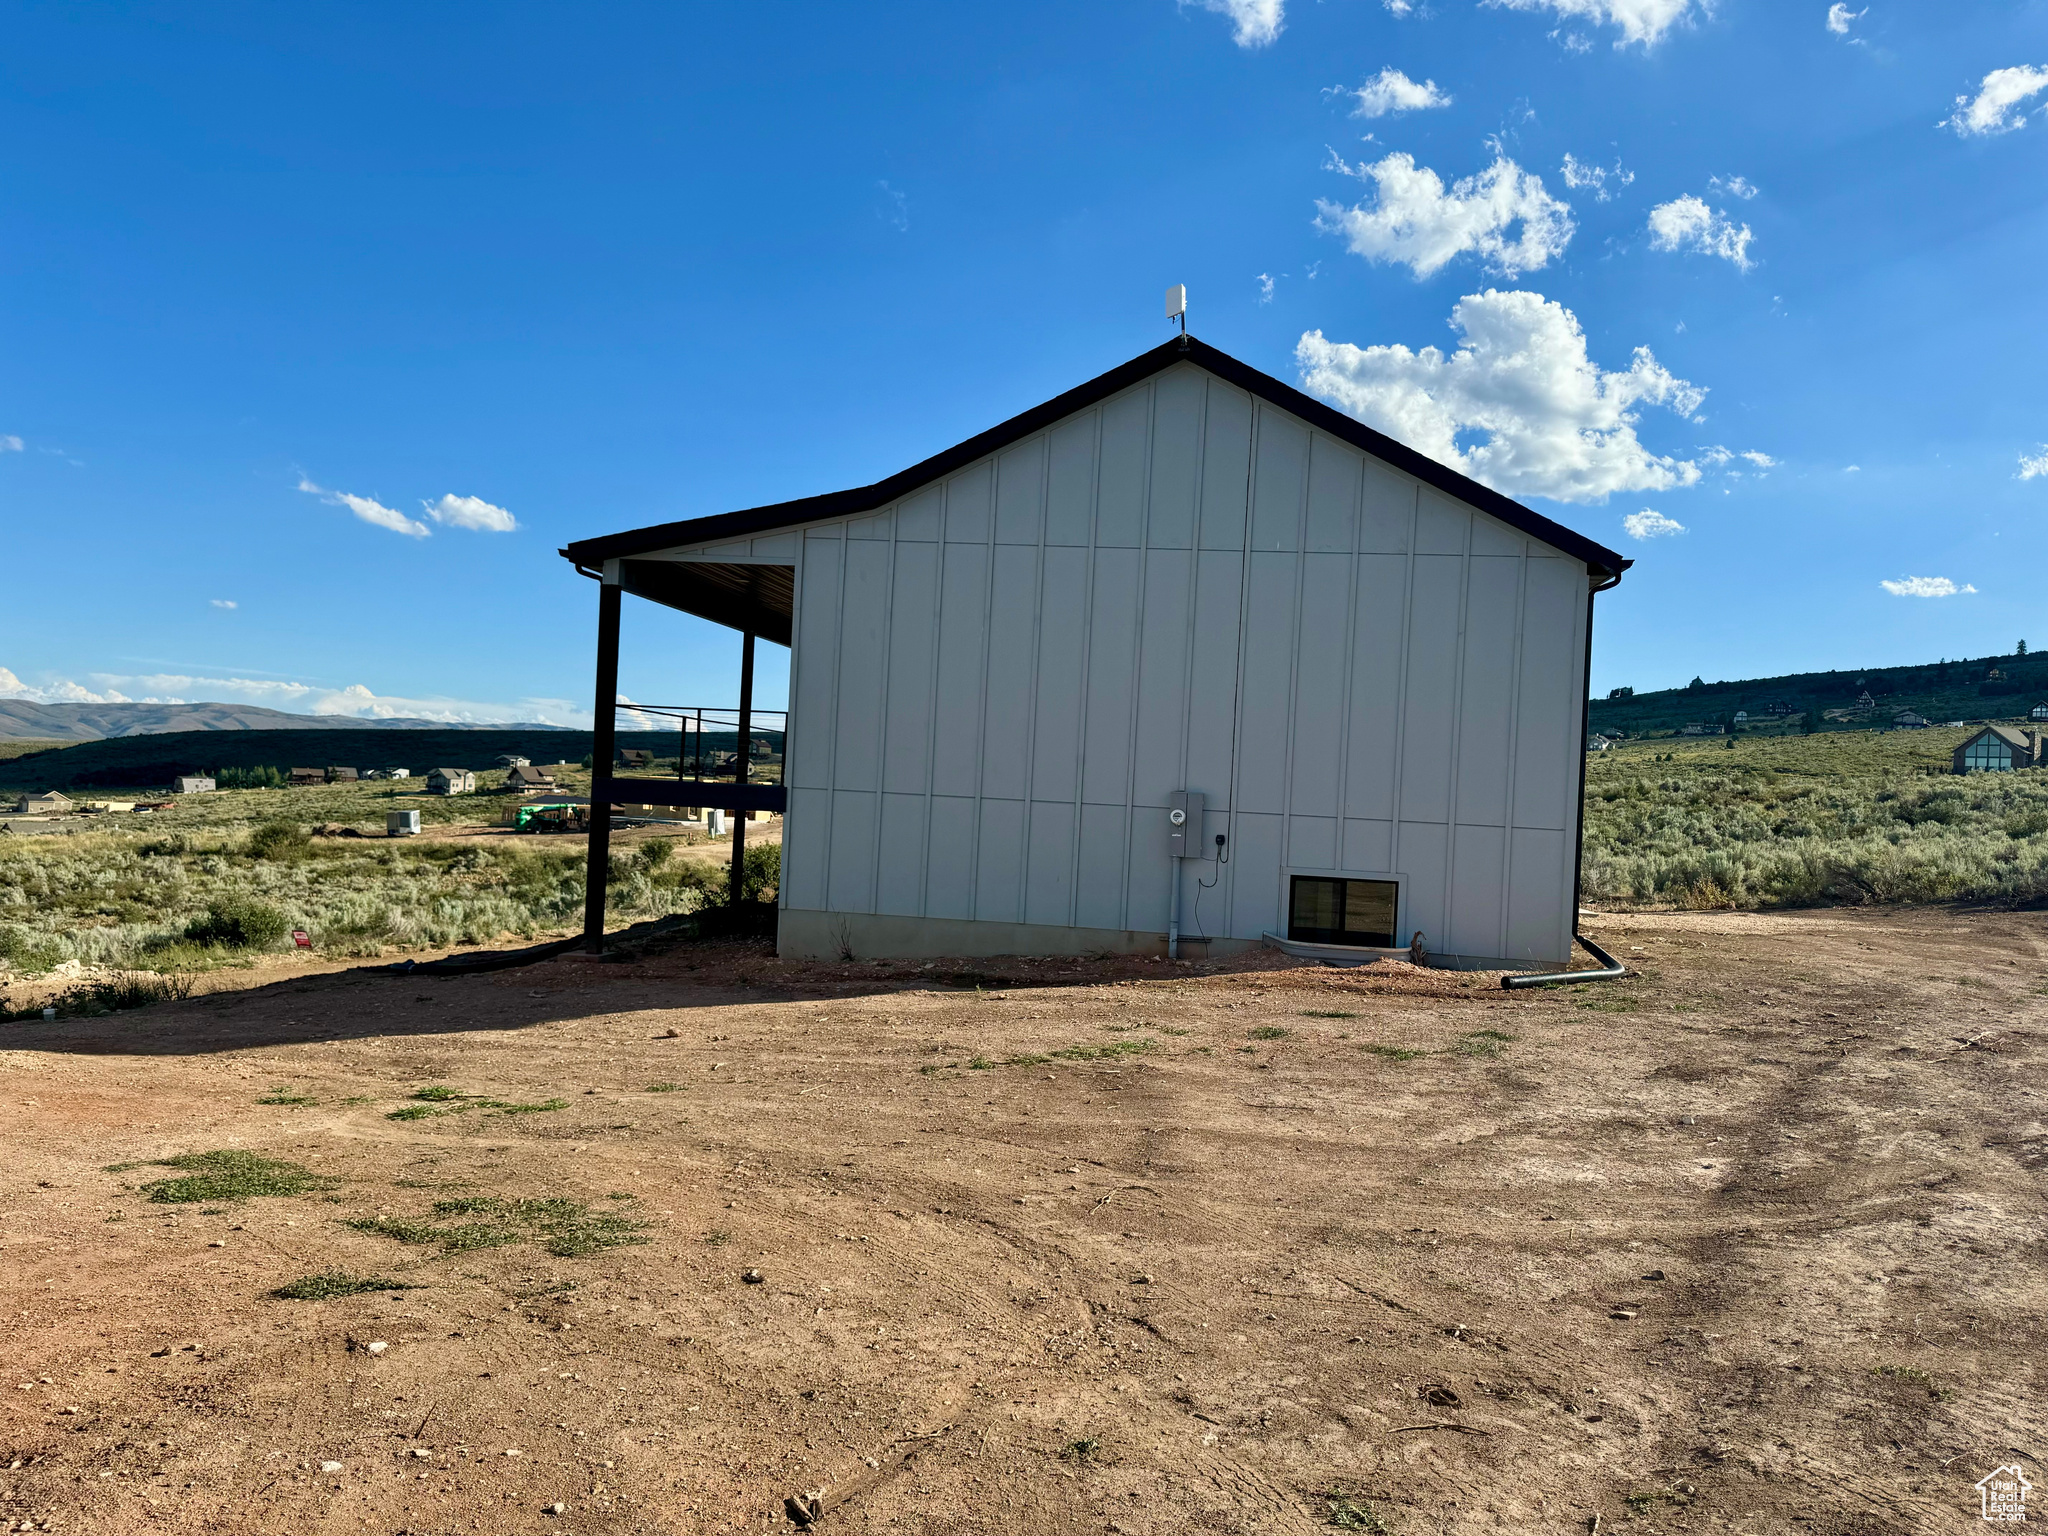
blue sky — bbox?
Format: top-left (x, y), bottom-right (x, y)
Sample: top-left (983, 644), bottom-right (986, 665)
top-left (3, 0), bottom-right (2046, 720)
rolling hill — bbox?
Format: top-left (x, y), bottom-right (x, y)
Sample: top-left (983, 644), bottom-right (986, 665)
top-left (0, 700), bottom-right (571, 742)
top-left (1589, 648), bottom-right (2048, 738)
top-left (0, 727), bottom-right (701, 790)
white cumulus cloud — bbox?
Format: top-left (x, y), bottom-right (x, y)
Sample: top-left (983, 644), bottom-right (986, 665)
top-left (0, 435), bottom-right (21, 453)
top-left (1560, 153), bottom-right (1633, 201)
top-left (1483, 0), bottom-right (1699, 47)
top-left (2018, 447), bottom-right (2048, 479)
top-left (1694, 445), bottom-right (1773, 473)
top-left (1185, 0), bottom-right (1283, 47)
top-left (0, 667), bottom-right (134, 705)
top-left (1384, 0), bottom-right (1416, 12)
top-left (1295, 288), bottom-right (1708, 505)
top-left (1316, 152), bottom-right (1574, 279)
top-left (424, 493), bottom-right (518, 533)
top-left (1623, 509), bottom-right (1686, 539)
top-left (1825, 4), bottom-right (1863, 36)
top-left (1880, 576), bottom-right (1975, 597)
top-left (0, 664), bottom-right (586, 724)
top-left (1348, 68), bottom-right (1452, 118)
top-left (298, 476), bottom-right (430, 539)
top-left (210, 599), bottom-right (238, 610)
top-left (1945, 66), bottom-right (2048, 137)
top-left (1710, 174), bottom-right (1758, 200)
top-left (1256, 272), bottom-right (1275, 304)
top-left (1648, 195), bottom-right (1755, 270)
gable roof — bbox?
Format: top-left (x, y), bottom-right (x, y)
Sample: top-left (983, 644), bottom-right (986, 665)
top-left (560, 335), bottom-right (1633, 583)
top-left (1970, 725), bottom-right (2036, 750)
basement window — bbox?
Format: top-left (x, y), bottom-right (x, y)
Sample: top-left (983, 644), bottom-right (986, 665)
top-left (1287, 877), bottom-right (1398, 948)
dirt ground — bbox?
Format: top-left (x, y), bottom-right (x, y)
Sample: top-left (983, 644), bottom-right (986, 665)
top-left (1, 907), bottom-right (2043, 1535)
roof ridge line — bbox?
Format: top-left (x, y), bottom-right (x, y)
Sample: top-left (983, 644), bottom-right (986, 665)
top-left (561, 335), bottom-right (1631, 578)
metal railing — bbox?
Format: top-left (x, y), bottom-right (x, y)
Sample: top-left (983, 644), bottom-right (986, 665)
top-left (609, 704), bottom-right (787, 788)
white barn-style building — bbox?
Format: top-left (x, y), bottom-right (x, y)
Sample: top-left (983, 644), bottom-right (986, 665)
top-left (562, 336), bottom-right (1630, 970)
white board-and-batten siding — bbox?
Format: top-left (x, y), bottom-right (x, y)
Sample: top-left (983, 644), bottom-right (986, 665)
top-left (646, 361), bottom-right (1589, 966)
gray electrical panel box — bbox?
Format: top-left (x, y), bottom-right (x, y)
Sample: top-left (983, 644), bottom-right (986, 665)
top-left (1167, 790), bottom-right (1205, 859)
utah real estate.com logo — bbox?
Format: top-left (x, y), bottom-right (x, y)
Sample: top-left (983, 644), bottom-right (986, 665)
top-left (1978, 1465), bottom-right (2034, 1523)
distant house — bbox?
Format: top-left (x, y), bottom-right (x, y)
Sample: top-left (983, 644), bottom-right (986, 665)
top-left (504, 764), bottom-right (558, 792)
top-left (1765, 701), bottom-right (1795, 716)
top-left (288, 767), bottom-right (325, 787)
top-left (1586, 735), bottom-right (1613, 753)
top-left (1678, 722), bottom-right (1723, 737)
top-left (1732, 710), bottom-right (1748, 724)
top-left (326, 766), bottom-right (359, 783)
top-left (1954, 725), bottom-right (2042, 774)
top-left (171, 776), bottom-right (216, 794)
top-left (617, 748), bottom-right (654, 769)
top-left (1856, 690), bottom-right (1876, 708)
top-left (12, 791), bottom-right (72, 815)
top-left (2030, 703), bottom-right (2048, 722)
top-left (427, 768), bottom-right (476, 796)
top-left (495, 754), bottom-right (531, 769)
top-left (385, 768), bottom-right (411, 779)
top-left (1891, 712), bottom-right (1927, 730)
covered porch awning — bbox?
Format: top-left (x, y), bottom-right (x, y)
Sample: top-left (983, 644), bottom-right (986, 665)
top-left (612, 557), bottom-right (793, 648)
top-left (558, 546), bottom-right (796, 950)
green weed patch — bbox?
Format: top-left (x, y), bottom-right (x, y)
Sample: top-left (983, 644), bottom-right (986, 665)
top-left (271, 1271), bottom-right (421, 1301)
top-left (969, 1038), bottom-right (1160, 1070)
top-left (1050, 1038), bottom-right (1157, 1062)
top-left (348, 1195), bottom-right (653, 1259)
top-left (1323, 1488), bottom-right (1392, 1531)
top-left (386, 1086), bottom-right (569, 1121)
top-left (125, 1150), bottom-right (337, 1204)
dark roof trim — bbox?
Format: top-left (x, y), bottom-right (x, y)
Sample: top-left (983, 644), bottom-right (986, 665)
top-left (560, 335), bottom-right (1632, 579)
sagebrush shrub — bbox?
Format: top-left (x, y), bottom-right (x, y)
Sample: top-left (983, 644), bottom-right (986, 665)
top-left (246, 820), bottom-right (310, 861)
top-left (184, 897), bottom-right (290, 950)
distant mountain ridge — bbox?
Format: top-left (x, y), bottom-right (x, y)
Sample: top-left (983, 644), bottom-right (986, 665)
top-left (0, 699), bottom-right (571, 742)
top-left (1589, 647), bottom-right (2048, 738)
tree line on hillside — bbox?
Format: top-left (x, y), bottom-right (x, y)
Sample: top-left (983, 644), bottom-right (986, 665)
top-left (1602, 644), bottom-right (2036, 707)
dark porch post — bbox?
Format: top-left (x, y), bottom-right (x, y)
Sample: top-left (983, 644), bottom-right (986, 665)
top-left (583, 579), bottom-right (622, 953)
top-left (730, 630), bottom-right (754, 908)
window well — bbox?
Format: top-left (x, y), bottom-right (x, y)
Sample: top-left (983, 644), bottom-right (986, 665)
top-left (1287, 876), bottom-right (1398, 948)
